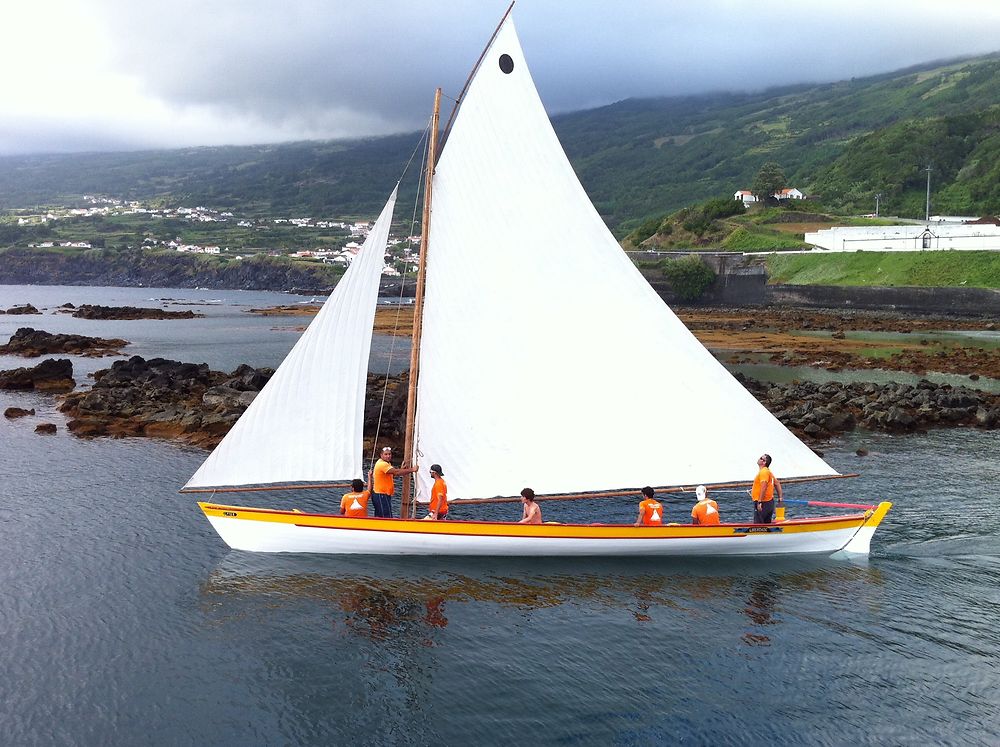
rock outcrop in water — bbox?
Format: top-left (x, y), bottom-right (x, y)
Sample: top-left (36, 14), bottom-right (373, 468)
top-left (1, 304), bottom-right (41, 315)
top-left (67, 304), bottom-right (202, 321)
top-left (0, 358), bottom-right (75, 392)
top-left (57, 356), bottom-right (409, 449)
top-left (736, 375), bottom-right (1000, 440)
top-left (0, 328), bottom-right (129, 357)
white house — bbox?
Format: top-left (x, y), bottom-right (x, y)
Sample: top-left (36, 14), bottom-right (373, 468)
top-left (735, 187), bottom-right (804, 205)
top-left (775, 188), bottom-right (804, 200)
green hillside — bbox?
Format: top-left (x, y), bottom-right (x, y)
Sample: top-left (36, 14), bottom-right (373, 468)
top-left (766, 251), bottom-right (1000, 287)
top-left (1, 52), bottom-right (999, 232)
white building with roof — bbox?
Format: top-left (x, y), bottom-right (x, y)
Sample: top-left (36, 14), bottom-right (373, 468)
top-left (805, 223), bottom-right (1000, 251)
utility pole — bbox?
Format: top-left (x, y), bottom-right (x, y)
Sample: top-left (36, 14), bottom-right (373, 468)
top-left (875, 192), bottom-right (882, 217)
top-left (924, 164), bottom-right (932, 222)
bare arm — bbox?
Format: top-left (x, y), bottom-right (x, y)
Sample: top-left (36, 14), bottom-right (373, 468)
top-left (387, 463), bottom-right (418, 476)
top-left (774, 476), bottom-right (783, 502)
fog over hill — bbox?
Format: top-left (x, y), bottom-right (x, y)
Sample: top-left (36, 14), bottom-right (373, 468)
top-left (2, 52), bottom-right (1000, 231)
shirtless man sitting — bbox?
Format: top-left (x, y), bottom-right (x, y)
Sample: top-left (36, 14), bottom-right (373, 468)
top-left (518, 487), bottom-right (542, 524)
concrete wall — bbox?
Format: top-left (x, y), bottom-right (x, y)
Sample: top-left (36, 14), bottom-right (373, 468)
top-left (766, 284), bottom-right (1000, 316)
top-left (631, 251), bottom-right (1000, 316)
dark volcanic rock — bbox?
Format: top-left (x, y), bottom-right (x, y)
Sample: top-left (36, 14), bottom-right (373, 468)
top-left (0, 358), bottom-right (75, 392)
top-left (4, 304), bottom-right (41, 315)
top-left (71, 304), bottom-right (202, 320)
top-left (35, 423), bottom-right (57, 434)
top-left (0, 327), bottom-right (129, 357)
top-left (4, 407), bottom-right (36, 418)
top-left (56, 354), bottom-right (409, 450)
top-left (60, 356), bottom-right (270, 447)
top-left (735, 373), bottom-right (1000, 442)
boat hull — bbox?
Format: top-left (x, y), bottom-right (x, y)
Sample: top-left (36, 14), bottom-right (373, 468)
top-left (199, 502), bottom-right (892, 557)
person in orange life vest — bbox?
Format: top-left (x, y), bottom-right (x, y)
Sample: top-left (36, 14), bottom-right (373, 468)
top-left (427, 464), bottom-right (449, 520)
top-left (691, 484), bottom-right (720, 525)
top-left (370, 446), bottom-right (417, 519)
top-left (340, 476), bottom-right (371, 518)
top-left (634, 486), bottom-right (664, 526)
top-left (750, 453), bottom-right (783, 524)
top-left (518, 488), bottom-right (542, 524)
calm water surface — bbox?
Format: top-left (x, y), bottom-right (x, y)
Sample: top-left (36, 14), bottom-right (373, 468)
top-left (1, 286), bottom-right (999, 744)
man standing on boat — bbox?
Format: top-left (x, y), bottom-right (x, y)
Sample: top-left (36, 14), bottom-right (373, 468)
top-left (371, 446), bottom-right (417, 519)
top-left (634, 486), bottom-right (664, 526)
top-left (427, 464), bottom-right (449, 520)
top-left (518, 488), bottom-right (542, 524)
top-left (751, 454), bottom-right (783, 524)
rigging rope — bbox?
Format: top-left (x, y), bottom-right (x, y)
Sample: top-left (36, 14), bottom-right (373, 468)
top-left (369, 122), bottom-right (432, 467)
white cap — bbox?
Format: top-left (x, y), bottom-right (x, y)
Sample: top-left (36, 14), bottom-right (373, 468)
top-left (696, 485), bottom-right (707, 500)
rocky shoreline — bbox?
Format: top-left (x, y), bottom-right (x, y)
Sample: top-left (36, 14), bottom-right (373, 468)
top-left (2, 304), bottom-right (998, 446)
top-left (1, 353), bottom-right (995, 448)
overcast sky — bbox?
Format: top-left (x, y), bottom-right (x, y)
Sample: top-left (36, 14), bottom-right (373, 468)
top-left (2, 0), bottom-right (998, 156)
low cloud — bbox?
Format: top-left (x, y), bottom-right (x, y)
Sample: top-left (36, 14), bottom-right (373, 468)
top-left (2, 0), bottom-right (998, 155)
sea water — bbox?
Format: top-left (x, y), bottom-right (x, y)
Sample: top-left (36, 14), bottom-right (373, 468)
top-left (1, 285), bottom-right (999, 744)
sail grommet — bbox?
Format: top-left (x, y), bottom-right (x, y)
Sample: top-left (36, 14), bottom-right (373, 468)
top-left (499, 54), bottom-right (514, 74)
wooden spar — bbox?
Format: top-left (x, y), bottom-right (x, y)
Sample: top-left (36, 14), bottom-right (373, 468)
top-left (180, 482), bottom-right (352, 494)
top-left (401, 87), bottom-right (442, 519)
top-left (445, 473), bottom-right (861, 505)
top-left (438, 0), bottom-right (515, 154)
top-left (179, 471), bottom-right (857, 501)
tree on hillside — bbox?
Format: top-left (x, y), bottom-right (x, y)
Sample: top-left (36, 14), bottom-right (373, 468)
top-left (752, 162), bottom-right (787, 204)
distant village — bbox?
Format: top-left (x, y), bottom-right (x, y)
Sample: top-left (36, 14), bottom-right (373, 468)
top-left (17, 195), bottom-right (420, 276)
top-left (17, 189), bottom-right (1000, 259)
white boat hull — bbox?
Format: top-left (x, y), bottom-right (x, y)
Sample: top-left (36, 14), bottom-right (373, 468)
top-left (200, 502), bottom-right (892, 558)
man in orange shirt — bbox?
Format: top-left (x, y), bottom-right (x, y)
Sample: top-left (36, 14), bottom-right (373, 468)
top-left (751, 453), bottom-right (782, 524)
top-left (634, 486), bottom-right (664, 526)
top-left (371, 446), bottom-right (417, 519)
top-left (340, 477), bottom-right (371, 518)
top-left (691, 484), bottom-right (720, 525)
top-left (427, 464), bottom-right (449, 520)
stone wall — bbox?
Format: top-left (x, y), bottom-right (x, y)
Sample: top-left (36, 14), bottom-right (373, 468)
top-left (632, 251), bottom-right (1000, 316)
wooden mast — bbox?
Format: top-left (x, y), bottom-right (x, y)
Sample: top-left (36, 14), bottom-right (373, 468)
top-left (401, 87), bottom-right (442, 519)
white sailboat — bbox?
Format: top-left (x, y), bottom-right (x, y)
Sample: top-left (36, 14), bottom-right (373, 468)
top-left (186, 8), bottom-right (891, 556)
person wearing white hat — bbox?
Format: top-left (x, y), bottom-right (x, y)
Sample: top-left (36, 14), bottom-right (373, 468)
top-left (691, 484), bottom-right (721, 525)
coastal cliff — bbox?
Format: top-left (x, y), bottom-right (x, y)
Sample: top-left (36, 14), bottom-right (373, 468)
top-left (0, 247), bottom-right (343, 292)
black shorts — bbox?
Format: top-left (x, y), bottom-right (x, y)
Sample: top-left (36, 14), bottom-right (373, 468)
top-left (754, 500), bottom-right (774, 524)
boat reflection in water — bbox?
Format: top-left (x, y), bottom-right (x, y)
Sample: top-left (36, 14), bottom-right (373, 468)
top-left (200, 553), bottom-right (885, 649)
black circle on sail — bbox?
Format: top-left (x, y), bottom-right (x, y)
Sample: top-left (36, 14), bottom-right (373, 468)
top-left (499, 54), bottom-right (514, 74)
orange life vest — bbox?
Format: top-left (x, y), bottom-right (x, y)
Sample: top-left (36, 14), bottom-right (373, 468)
top-left (340, 491), bottom-right (369, 518)
top-left (430, 477), bottom-right (448, 516)
top-left (691, 499), bottom-right (720, 525)
top-left (639, 499), bottom-right (664, 526)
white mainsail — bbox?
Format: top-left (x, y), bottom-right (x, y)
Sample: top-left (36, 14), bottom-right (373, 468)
top-left (413, 18), bottom-right (836, 501)
top-left (184, 187), bottom-right (398, 491)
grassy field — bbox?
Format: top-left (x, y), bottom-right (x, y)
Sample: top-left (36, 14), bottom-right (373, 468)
top-left (765, 251), bottom-right (1000, 287)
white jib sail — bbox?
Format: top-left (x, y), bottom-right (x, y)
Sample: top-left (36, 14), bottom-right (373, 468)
top-left (184, 187), bottom-right (398, 491)
top-left (413, 17), bottom-right (836, 501)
